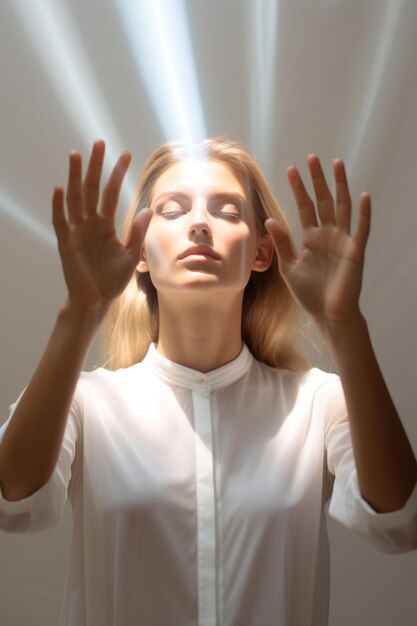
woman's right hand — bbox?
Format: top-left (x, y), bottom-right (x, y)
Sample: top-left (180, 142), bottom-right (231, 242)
top-left (52, 140), bottom-right (152, 318)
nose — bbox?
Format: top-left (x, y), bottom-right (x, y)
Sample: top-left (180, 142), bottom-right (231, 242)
top-left (189, 221), bottom-right (211, 238)
top-left (188, 200), bottom-right (212, 239)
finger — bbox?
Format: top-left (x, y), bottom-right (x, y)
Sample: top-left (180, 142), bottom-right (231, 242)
top-left (287, 165), bottom-right (319, 229)
top-left (83, 140), bottom-right (105, 215)
top-left (333, 159), bottom-right (352, 234)
top-left (307, 154), bottom-right (336, 226)
top-left (126, 208), bottom-right (153, 263)
top-left (100, 151), bottom-right (132, 218)
top-left (52, 186), bottom-right (70, 244)
top-left (354, 192), bottom-right (371, 251)
top-left (265, 218), bottom-right (296, 275)
top-left (66, 152), bottom-right (84, 224)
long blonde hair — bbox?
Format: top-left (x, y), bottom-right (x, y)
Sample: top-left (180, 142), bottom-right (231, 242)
top-left (101, 137), bottom-right (310, 371)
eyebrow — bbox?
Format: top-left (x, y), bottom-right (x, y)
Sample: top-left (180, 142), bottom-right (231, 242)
top-left (152, 191), bottom-right (247, 207)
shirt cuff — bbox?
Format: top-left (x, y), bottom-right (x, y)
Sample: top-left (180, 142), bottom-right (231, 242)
top-left (0, 471), bottom-right (66, 533)
top-left (348, 470), bottom-right (417, 528)
top-left (329, 469), bottom-right (417, 553)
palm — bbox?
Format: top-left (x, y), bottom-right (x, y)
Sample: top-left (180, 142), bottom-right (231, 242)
top-left (284, 224), bottom-right (365, 321)
top-left (59, 215), bottom-right (135, 306)
top-left (266, 156), bottom-right (371, 325)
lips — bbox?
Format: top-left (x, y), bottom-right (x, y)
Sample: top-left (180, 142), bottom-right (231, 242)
top-left (178, 246), bottom-right (220, 260)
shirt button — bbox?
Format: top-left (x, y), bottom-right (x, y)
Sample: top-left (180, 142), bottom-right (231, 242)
top-left (198, 377), bottom-right (205, 383)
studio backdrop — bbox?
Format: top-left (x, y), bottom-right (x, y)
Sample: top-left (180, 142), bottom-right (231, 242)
top-left (0, 1), bottom-right (416, 625)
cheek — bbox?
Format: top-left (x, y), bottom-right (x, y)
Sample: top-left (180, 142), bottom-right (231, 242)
top-left (144, 227), bottom-right (173, 272)
top-left (228, 229), bottom-right (256, 260)
top-left (221, 233), bottom-right (256, 284)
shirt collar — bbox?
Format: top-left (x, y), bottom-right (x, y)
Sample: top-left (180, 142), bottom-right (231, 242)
top-left (142, 342), bottom-right (253, 391)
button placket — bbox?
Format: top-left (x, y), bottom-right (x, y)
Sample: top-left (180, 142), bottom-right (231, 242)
top-left (192, 386), bottom-right (216, 626)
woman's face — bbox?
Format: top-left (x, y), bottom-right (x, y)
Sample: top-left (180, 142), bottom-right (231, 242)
top-left (138, 159), bottom-right (270, 297)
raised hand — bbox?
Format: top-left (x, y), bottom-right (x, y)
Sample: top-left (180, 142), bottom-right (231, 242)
top-left (265, 155), bottom-right (371, 326)
top-left (52, 140), bottom-right (152, 316)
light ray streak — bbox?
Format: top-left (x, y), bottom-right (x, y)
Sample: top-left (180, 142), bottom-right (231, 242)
top-left (249, 0), bottom-right (279, 161)
top-left (346, 1), bottom-right (404, 167)
top-left (0, 189), bottom-right (55, 248)
top-left (114, 0), bottom-right (207, 155)
top-left (10, 0), bottom-right (135, 205)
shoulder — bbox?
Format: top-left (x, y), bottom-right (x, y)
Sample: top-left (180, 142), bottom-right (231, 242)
top-left (249, 359), bottom-right (344, 412)
top-left (79, 360), bottom-right (147, 383)
top-left (253, 358), bottom-right (340, 392)
top-left (74, 362), bottom-right (148, 404)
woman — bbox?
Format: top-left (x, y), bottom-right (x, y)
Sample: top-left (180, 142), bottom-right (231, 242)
top-left (0, 137), bottom-right (416, 625)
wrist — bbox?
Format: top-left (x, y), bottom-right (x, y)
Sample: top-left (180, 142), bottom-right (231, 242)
top-left (58, 299), bottom-right (109, 336)
top-left (314, 310), bottom-right (368, 345)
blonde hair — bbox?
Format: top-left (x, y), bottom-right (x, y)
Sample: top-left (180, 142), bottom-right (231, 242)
top-left (101, 137), bottom-right (310, 371)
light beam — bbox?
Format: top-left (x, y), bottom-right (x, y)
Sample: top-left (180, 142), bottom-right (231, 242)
top-left (114, 0), bottom-right (207, 155)
top-left (249, 0), bottom-right (279, 161)
top-left (10, 0), bottom-right (135, 205)
top-left (0, 189), bottom-right (55, 248)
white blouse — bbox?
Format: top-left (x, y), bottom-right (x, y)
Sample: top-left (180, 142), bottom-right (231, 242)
top-left (1, 342), bottom-right (416, 626)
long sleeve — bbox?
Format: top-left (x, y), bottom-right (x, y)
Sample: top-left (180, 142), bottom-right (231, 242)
top-left (0, 389), bottom-right (80, 533)
top-left (323, 377), bottom-right (417, 552)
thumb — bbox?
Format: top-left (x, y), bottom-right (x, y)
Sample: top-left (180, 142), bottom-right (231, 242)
top-left (264, 219), bottom-right (296, 275)
top-left (127, 208), bottom-right (153, 262)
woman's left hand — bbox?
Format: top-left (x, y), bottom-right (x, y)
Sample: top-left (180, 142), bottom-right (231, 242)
top-left (265, 155), bottom-right (371, 327)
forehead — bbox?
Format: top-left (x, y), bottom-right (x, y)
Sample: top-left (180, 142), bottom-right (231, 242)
top-left (151, 159), bottom-right (246, 201)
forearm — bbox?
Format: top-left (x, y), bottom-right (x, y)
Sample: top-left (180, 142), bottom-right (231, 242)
top-left (318, 313), bottom-right (417, 513)
top-left (0, 303), bottom-right (104, 501)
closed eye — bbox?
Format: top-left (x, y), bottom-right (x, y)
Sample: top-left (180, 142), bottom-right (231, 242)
top-left (155, 197), bottom-right (242, 221)
top-left (218, 202), bottom-right (241, 219)
top-left (157, 199), bottom-right (186, 219)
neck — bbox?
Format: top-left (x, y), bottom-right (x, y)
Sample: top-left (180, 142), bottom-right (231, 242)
top-left (156, 293), bottom-right (244, 373)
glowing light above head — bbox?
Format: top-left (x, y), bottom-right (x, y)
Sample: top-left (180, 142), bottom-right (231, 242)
top-left (0, 188), bottom-right (55, 248)
top-left (114, 0), bottom-right (208, 156)
top-left (10, 0), bottom-right (135, 207)
top-left (181, 159), bottom-right (212, 198)
top-left (248, 0), bottom-right (279, 161)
